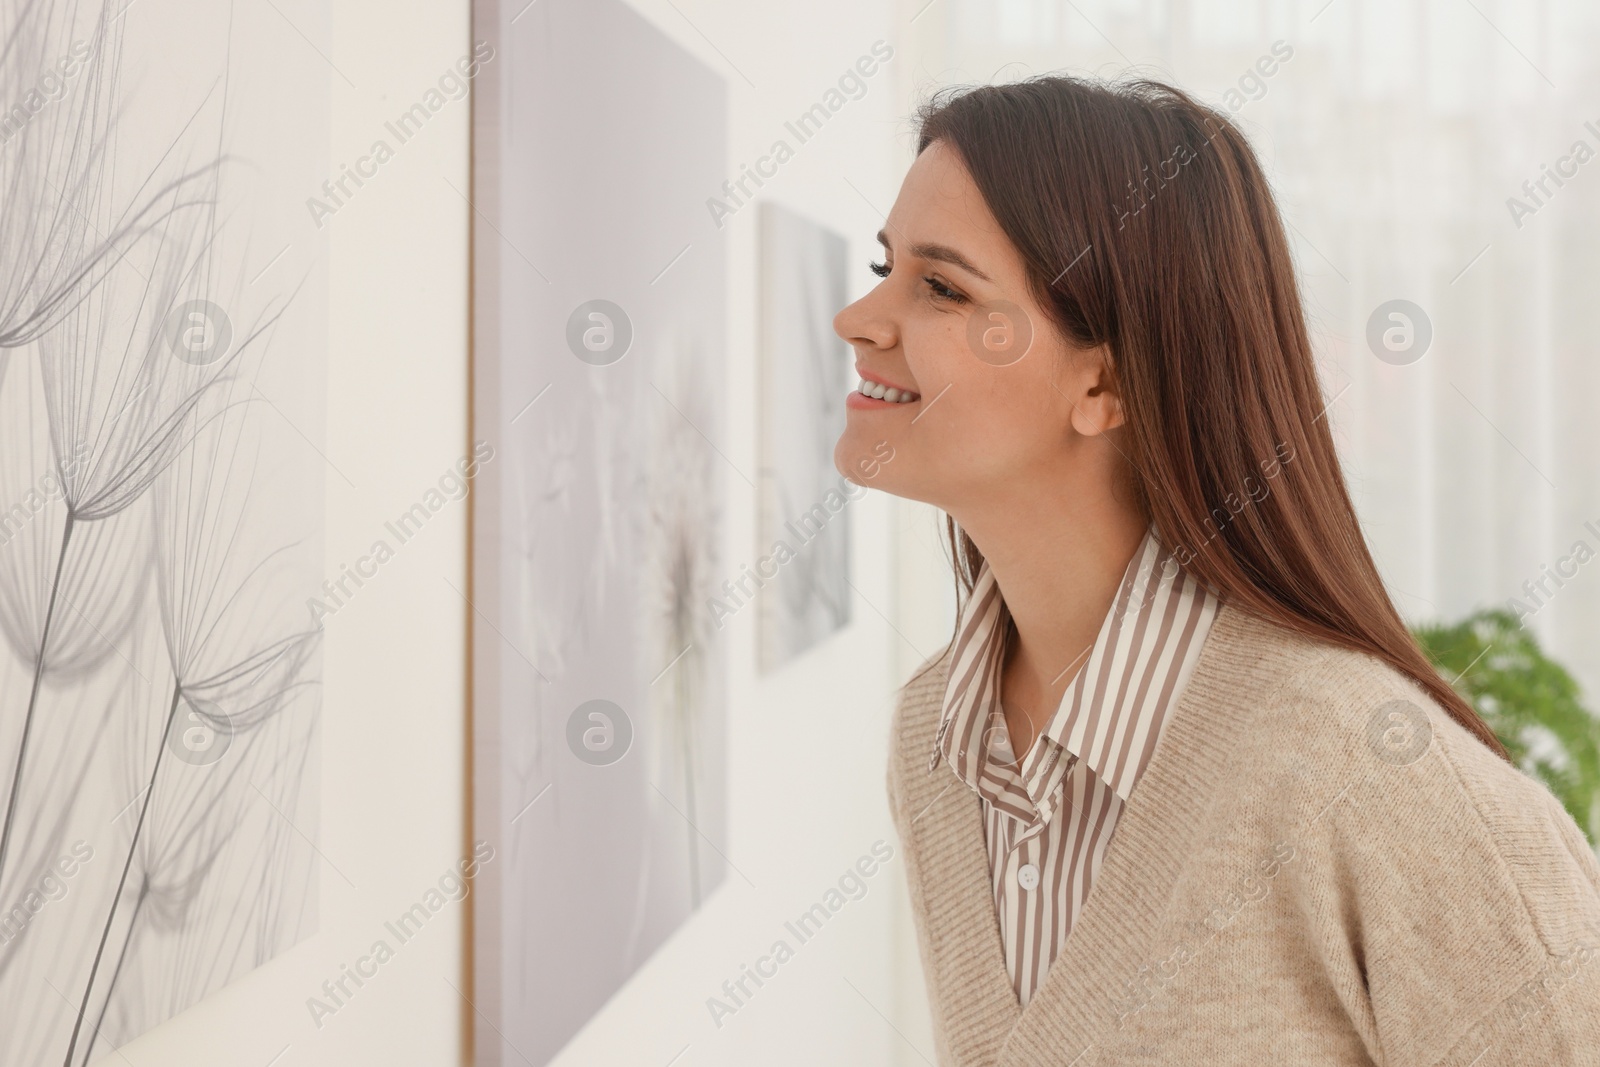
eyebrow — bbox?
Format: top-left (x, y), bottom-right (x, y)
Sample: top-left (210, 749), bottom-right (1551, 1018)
top-left (875, 229), bottom-right (993, 283)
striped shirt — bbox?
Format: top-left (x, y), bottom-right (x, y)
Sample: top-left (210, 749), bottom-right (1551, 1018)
top-left (928, 527), bottom-right (1220, 1006)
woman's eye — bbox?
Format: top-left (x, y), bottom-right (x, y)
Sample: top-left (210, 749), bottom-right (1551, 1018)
top-left (925, 276), bottom-right (968, 304)
top-left (867, 260), bottom-right (966, 304)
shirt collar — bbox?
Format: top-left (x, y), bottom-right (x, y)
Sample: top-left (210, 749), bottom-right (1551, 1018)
top-left (929, 526), bottom-right (1220, 806)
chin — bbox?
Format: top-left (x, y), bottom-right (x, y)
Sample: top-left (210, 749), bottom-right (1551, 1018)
top-left (839, 456), bottom-right (928, 507)
top-left (832, 435), bottom-right (863, 483)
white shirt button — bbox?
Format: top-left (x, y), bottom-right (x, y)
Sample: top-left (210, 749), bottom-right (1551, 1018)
top-left (1016, 863), bottom-right (1040, 891)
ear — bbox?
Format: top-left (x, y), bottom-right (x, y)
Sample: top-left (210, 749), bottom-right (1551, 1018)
top-left (1064, 346), bottom-right (1125, 437)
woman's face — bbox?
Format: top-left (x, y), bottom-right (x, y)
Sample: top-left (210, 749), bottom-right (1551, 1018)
top-left (832, 139), bottom-right (1119, 515)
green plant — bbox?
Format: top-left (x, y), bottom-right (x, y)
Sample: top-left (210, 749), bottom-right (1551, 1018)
top-left (1413, 608), bottom-right (1600, 846)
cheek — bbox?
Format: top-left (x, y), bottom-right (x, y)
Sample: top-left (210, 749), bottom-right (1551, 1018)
top-left (951, 331), bottom-right (1058, 419)
top-left (900, 307), bottom-right (971, 383)
top-left (953, 371), bottom-right (1056, 462)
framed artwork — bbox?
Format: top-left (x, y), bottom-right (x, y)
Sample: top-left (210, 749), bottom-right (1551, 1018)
top-left (0, 2), bottom-right (327, 1063)
top-left (469, 0), bottom-right (729, 1063)
top-left (757, 203), bottom-right (854, 672)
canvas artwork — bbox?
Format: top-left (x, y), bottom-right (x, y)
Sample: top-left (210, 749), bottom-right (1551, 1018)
top-left (758, 203), bottom-right (854, 673)
top-left (469, 0), bottom-right (728, 1063)
top-left (0, 2), bottom-right (327, 1064)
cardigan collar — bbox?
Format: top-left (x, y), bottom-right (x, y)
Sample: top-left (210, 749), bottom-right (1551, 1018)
top-left (894, 602), bottom-right (1323, 1065)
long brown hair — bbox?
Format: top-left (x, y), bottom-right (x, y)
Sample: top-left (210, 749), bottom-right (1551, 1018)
top-left (911, 74), bottom-right (1508, 761)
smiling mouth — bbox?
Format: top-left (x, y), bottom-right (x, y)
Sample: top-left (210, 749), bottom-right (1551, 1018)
top-left (854, 377), bottom-right (920, 403)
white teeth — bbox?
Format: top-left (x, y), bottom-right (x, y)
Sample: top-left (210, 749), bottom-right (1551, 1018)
top-left (857, 377), bottom-right (918, 403)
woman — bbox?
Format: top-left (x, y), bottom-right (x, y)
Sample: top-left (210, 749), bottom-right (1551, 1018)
top-left (833, 76), bottom-right (1600, 1065)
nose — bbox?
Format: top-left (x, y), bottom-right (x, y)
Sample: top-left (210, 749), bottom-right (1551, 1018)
top-left (834, 284), bottom-right (897, 354)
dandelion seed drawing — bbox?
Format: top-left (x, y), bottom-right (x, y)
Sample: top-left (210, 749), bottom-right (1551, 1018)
top-left (0, 2), bottom-right (325, 1063)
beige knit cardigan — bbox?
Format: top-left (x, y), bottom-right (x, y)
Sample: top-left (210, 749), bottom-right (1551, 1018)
top-left (888, 602), bottom-right (1600, 1066)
